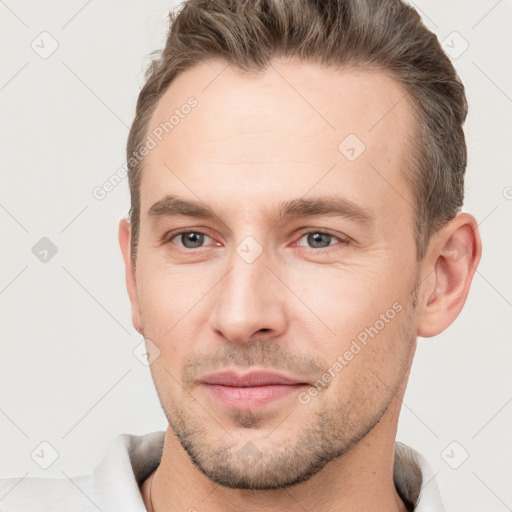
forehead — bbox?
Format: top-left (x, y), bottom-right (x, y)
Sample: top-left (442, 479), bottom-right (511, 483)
top-left (140, 58), bottom-right (416, 221)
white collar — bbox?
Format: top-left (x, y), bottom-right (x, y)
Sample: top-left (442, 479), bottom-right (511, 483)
top-left (89, 431), bottom-right (445, 511)
top-left (0, 431), bottom-right (444, 511)
top-left (394, 441), bottom-right (446, 511)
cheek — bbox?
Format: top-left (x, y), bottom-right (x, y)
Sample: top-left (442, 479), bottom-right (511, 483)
top-left (136, 263), bottom-right (207, 365)
top-left (312, 305), bottom-right (412, 417)
top-left (282, 263), bottom-right (413, 384)
top-left (138, 257), bottom-right (205, 319)
top-left (135, 241), bottom-right (415, 365)
top-left (286, 264), bottom-right (405, 337)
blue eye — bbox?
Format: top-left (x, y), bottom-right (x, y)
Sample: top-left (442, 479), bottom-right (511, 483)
top-left (297, 232), bottom-right (342, 249)
top-left (172, 231), bottom-right (213, 249)
top-left (165, 230), bottom-right (347, 252)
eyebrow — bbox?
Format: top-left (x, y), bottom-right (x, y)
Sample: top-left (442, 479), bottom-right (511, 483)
top-left (147, 194), bottom-right (375, 225)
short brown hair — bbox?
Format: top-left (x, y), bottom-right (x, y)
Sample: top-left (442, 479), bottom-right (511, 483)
top-left (126, 0), bottom-right (468, 262)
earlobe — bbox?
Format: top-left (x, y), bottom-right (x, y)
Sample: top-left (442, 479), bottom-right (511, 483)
top-left (118, 218), bottom-right (143, 335)
top-left (417, 213), bottom-right (482, 338)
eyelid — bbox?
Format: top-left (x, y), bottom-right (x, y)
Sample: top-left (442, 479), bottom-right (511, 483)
top-left (165, 228), bottom-right (218, 247)
top-left (162, 228), bottom-right (351, 250)
top-left (292, 228), bottom-right (351, 247)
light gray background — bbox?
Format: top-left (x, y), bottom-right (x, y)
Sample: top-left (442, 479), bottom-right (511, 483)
top-left (1, 1), bottom-right (511, 511)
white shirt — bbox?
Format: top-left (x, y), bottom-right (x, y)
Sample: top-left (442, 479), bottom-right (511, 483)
top-left (0, 430), bottom-right (445, 511)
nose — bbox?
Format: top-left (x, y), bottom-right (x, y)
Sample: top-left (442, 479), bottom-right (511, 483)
top-left (208, 246), bottom-right (288, 344)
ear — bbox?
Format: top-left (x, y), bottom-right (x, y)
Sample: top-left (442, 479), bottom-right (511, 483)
top-left (417, 213), bottom-right (482, 338)
top-left (118, 218), bottom-right (143, 335)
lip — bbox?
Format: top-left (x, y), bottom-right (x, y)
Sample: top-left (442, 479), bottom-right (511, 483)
top-left (200, 370), bottom-right (308, 387)
top-left (199, 370), bottom-right (310, 409)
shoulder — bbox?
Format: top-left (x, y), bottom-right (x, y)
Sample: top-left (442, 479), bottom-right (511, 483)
top-left (0, 474), bottom-right (94, 511)
top-left (0, 431), bottom-right (165, 511)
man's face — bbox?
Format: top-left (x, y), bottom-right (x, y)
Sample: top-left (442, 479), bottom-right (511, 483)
top-left (129, 59), bottom-right (422, 489)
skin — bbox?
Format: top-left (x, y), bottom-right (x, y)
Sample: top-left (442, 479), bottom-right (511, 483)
top-left (118, 58), bottom-right (481, 512)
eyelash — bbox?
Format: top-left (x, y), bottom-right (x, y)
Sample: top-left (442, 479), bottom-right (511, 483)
top-left (294, 231), bottom-right (350, 251)
top-left (164, 229), bottom-right (350, 252)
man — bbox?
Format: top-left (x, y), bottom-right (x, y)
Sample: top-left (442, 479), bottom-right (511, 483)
top-left (0, 0), bottom-right (481, 510)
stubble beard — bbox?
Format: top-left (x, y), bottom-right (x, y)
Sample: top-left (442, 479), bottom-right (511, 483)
top-left (152, 278), bottom-right (420, 490)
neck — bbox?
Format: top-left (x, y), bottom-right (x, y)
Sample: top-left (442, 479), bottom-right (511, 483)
top-left (142, 396), bottom-right (408, 512)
